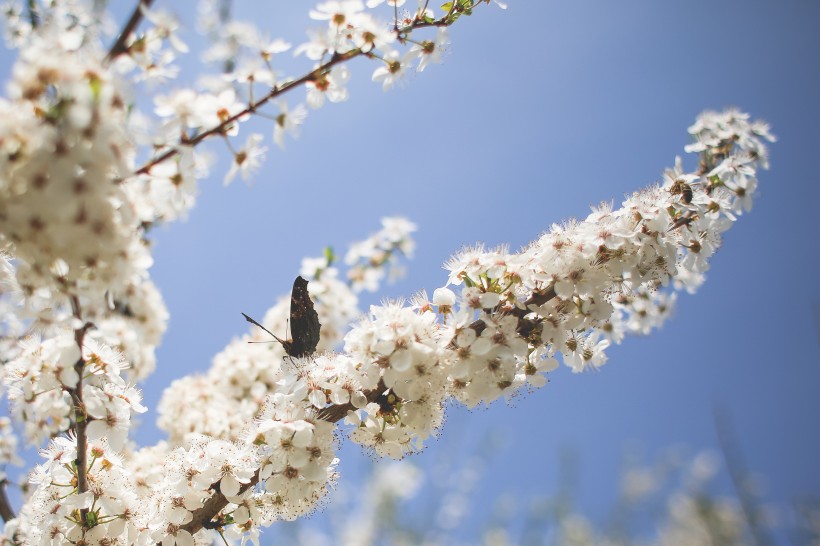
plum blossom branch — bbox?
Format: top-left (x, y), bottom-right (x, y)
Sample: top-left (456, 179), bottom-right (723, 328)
top-left (174, 475), bottom-right (259, 539)
top-left (0, 480), bottom-right (14, 522)
top-left (135, 48), bottom-right (360, 176)
top-left (172, 380), bottom-right (388, 537)
top-left (106, 0), bottom-right (156, 61)
top-left (68, 297), bottom-right (93, 501)
top-left (133, 5), bottom-right (479, 177)
top-left (153, 109), bottom-right (774, 538)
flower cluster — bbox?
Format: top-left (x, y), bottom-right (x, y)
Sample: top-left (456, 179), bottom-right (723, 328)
top-left (316, 109), bottom-right (772, 453)
top-left (84, 278), bottom-right (169, 382)
top-left (0, 418), bottom-right (21, 480)
top-left (114, 6), bottom-right (188, 84)
top-left (142, 436), bottom-right (260, 544)
top-left (136, 0), bottom-right (500, 194)
top-left (253, 397), bottom-right (339, 521)
top-left (11, 433), bottom-right (264, 544)
top-left (345, 216), bottom-right (417, 292)
top-left (344, 302), bottom-right (447, 457)
top-left (10, 436), bottom-right (149, 544)
top-left (0, 11), bottom-right (171, 388)
top-left (3, 334), bottom-right (145, 447)
top-left (0, 32), bottom-right (146, 302)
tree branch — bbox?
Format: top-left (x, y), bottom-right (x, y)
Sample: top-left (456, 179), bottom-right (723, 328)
top-left (135, 48), bottom-right (362, 176)
top-left (171, 382), bottom-right (388, 539)
top-left (0, 480), bottom-right (15, 523)
top-left (133, 7), bottom-right (484, 178)
top-left (25, 0), bottom-right (39, 29)
top-left (106, 0), bottom-right (154, 62)
top-left (68, 297), bottom-right (93, 521)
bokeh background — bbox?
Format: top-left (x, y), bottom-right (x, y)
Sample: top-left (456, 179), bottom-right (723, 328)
top-left (4, 0), bottom-right (820, 542)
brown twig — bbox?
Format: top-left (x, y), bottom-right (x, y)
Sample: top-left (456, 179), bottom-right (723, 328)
top-left (135, 48), bottom-right (361, 177)
top-left (106, 0), bottom-right (155, 62)
top-left (134, 6), bottom-right (477, 178)
top-left (0, 480), bottom-right (15, 522)
top-left (181, 475), bottom-right (260, 537)
top-left (171, 382), bottom-right (388, 539)
top-left (25, 0), bottom-right (39, 29)
top-left (68, 297), bottom-right (93, 523)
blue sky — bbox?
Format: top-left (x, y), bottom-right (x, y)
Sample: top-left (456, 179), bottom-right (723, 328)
top-left (4, 0), bottom-right (820, 541)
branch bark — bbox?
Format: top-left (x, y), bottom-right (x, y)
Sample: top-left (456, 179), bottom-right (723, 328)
top-left (0, 480), bottom-right (15, 523)
top-left (68, 297), bottom-right (93, 523)
top-left (106, 0), bottom-right (155, 62)
top-left (172, 381), bottom-right (389, 539)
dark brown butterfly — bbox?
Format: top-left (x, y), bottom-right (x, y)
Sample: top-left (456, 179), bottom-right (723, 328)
top-left (242, 276), bottom-right (321, 358)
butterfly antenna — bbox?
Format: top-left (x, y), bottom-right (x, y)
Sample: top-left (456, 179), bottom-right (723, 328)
top-left (241, 312), bottom-right (286, 343)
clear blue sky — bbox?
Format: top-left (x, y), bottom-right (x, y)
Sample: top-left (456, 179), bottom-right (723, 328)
top-left (5, 0), bottom-right (820, 541)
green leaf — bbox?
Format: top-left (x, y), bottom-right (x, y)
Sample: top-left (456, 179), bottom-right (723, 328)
top-left (88, 74), bottom-right (103, 102)
top-left (324, 246), bottom-right (336, 267)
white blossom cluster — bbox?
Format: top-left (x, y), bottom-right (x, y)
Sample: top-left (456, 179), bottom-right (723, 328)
top-left (4, 334), bottom-right (145, 448)
top-left (83, 278), bottom-right (169, 382)
top-left (253, 395), bottom-right (339, 521)
top-left (0, 5), bottom-right (170, 381)
top-left (157, 0), bottom-right (495, 185)
top-left (0, 31), bottom-right (146, 301)
top-left (10, 434), bottom-right (259, 544)
top-left (0, 417), bottom-right (21, 481)
top-left (345, 217), bottom-right (417, 292)
top-left (0, 0), bottom-right (113, 50)
top-left (8, 436), bottom-right (151, 544)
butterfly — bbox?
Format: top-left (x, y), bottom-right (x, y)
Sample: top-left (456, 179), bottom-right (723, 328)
top-left (242, 276), bottom-right (321, 358)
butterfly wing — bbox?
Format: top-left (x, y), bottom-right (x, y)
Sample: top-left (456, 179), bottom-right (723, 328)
top-left (286, 276), bottom-right (321, 357)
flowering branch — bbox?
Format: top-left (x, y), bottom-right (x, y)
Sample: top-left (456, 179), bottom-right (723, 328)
top-left (134, 5), bottom-right (478, 177)
top-left (172, 379), bottom-right (388, 537)
top-left (106, 0), bottom-right (155, 61)
top-left (0, 480), bottom-right (14, 523)
top-left (135, 48), bottom-right (360, 176)
top-left (68, 298), bottom-right (92, 503)
top-left (174, 476), bottom-right (259, 539)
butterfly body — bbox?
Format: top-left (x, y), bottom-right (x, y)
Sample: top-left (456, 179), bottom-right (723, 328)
top-left (285, 276), bottom-right (321, 357)
top-left (242, 276), bottom-right (321, 358)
